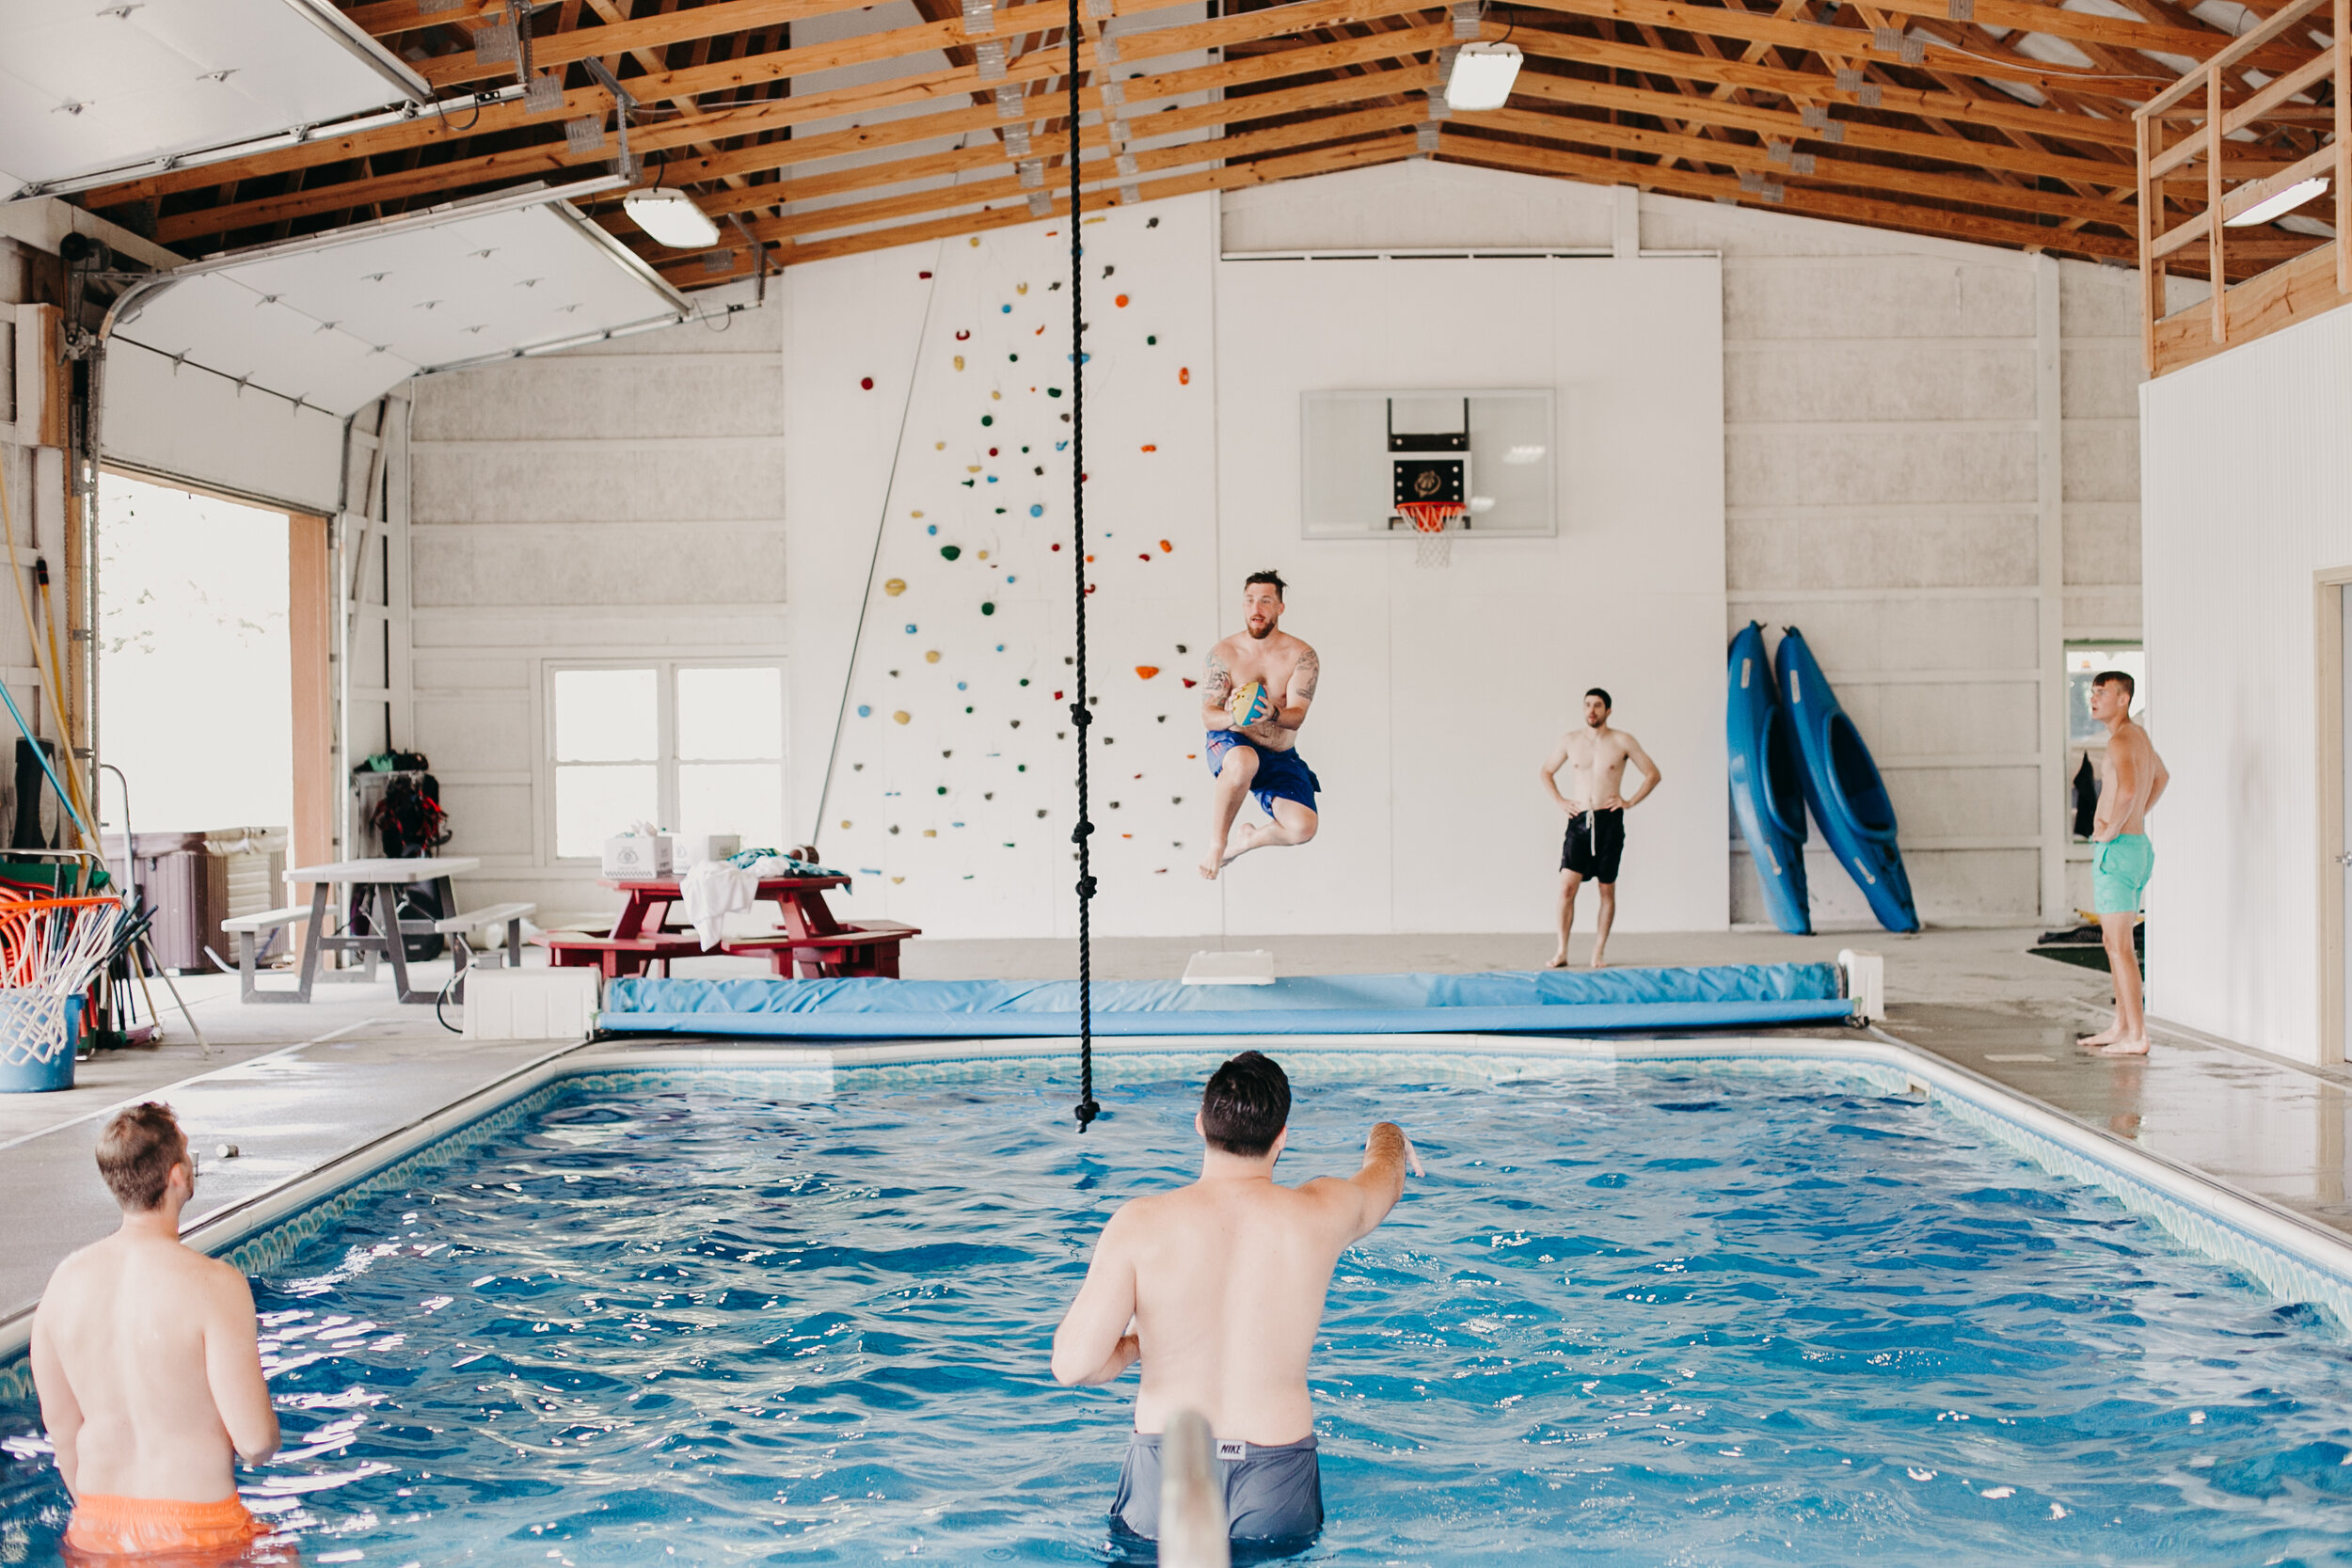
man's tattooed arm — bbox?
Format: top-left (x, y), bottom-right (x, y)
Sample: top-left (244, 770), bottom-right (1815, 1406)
top-left (1201, 649), bottom-right (1234, 729)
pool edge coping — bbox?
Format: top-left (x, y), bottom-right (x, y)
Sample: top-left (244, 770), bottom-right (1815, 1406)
top-left (3, 1027), bottom-right (2348, 1386)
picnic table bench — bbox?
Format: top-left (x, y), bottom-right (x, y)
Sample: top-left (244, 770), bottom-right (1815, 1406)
top-left (541, 874), bottom-right (916, 979)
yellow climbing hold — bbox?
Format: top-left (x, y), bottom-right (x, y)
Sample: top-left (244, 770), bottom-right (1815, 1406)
top-left (839, 819), bottom-right (852, 829)
top-left (935, 441), bottom-right (946, 450)
top-left (912, 510), bottom-right (925, 518)
top-left (1017, 282), bottom-right (1029, 294)
top-left (923, 829), bottom-right (938, 838)
top-left (977, 550), bottom-right (990, 561)
top-left (884, 578), bottom-right (907, 596)
top-left (925, 650), bottom-right (942, 663)
top-left (992, 390), bottom-right (1002, 401)
top-left (954, 355), bottom-right (965, 370)
top-left (893, 710), bottom-right (912, 724)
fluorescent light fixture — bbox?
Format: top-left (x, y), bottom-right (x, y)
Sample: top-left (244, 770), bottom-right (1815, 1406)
top-left (1468, 495), bottom-right (1497, 515)
top-left (2224, 175), bottom-right (2329, 228)
top-left (1445, 42), bottom-right (1523, 110)
top-left (1502, 443), bottom-right (1547, 465)
top-left (625, 187), bottom-right (723, 249)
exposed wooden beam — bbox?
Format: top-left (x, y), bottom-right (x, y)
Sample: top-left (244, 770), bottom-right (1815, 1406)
top-left (1438, 130), bottom-right (2139, 256)
top-left (1513, 23), bottom-right (2139, 147)
top-left (1459, 105), bottom-right (2137, 229)
top-left (94, 0), bottom-right (1449, 208)
top-left (665, 131), bottom-right (1423, 281)
top-left (1511, 66), bottom-right (2140, 187)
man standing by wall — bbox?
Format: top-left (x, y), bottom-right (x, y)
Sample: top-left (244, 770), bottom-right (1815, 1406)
top-left (1538, 689), bottom-right (1662, 969)
top-left (2078, 671), bottom-right (2168, 1056)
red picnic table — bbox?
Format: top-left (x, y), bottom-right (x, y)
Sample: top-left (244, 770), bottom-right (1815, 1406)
top-left (542, 874), bottom-right (918, 979)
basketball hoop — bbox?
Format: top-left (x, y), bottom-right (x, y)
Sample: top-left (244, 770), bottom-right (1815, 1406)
top-left (1398, 500), bottom-right (1467, 569)
top-left (0, 896), bottom-right (124, 1075)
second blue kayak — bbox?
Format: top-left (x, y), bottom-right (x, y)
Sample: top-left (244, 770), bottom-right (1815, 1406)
top-left (1773, 626), bottom-right (1920, 933)
top-left (1726, 623), bottom-right (1811, 934)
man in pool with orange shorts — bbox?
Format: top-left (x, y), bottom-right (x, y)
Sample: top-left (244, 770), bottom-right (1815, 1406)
top-left (1052, 1052), bottom-right (1415, 1549)
top-left (32, 1101), bottom-right (280, 1560)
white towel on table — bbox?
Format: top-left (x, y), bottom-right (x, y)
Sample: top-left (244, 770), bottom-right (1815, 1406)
top-left (680, 858), bottom-right (760, 950)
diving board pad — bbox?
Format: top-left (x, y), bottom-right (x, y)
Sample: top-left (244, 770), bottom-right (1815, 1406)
top-left (596, 965), bottom-right (1859, 1038)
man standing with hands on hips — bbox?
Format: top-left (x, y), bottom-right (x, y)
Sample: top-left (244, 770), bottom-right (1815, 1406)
top-left (1538, 689), bottom-right (1662, 969)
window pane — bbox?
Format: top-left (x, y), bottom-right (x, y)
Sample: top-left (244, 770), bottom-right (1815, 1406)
top-left (678, 763), bottom-right (786, 848)
top-left (554, 668), bottom-right (658, 762)
top-left (677, 666), bottom-right (783, 761)
top-left (555, 764), bottom-right (659, 857)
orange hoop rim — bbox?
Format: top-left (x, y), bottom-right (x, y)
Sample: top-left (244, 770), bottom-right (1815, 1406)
top-left (1398, 500), bottom-right (1467, 535)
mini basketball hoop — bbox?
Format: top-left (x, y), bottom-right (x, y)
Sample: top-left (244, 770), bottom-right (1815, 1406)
top-left (0, 896), bottom-right (124, 1074)
top-left (1398, 500), bottom-right (1467, 568)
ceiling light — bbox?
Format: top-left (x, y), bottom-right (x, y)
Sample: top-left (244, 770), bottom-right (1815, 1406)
top-left (1445, 42), bottom-right (1522, 111)
top-left (624, 187), bottom-right (721, 249)
top-left (2225, 175), bottom-right (2329, 229)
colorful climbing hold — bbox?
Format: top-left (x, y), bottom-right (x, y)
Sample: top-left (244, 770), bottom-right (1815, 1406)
top-left (981, 415), bottom-right (993, 425)
top-left (857, 705), bottom-right (872, 717)
top-left (1138, 553), bottom-right (1151, 562)
top-left (925, 650), bottom-right (942, 663)
top-left (1179, 367), bottom-right (1190, 385)
top-left (954, 356), bottom-right (965, 371)
top-left (1116, 293), bottom-right (1129, 307)
top-left (884, 578), bottom-right (906, 596)
top-left (1147, 335), bottom-right (1157, 344)
top-left (1047, 388), bottom-right (1062, 398)
top-left (919, 271), bottom-right (932, 278)
top-left (1019, 677), bottom-right (1029, 686)
top-left (1136, 665), bottom-right (1160, 679)
top-left (1002, 303), bottom-right (1012, 312)
top-left (893, 710), bottom-right (912, 724)
top-left (942, 545), bottom-right (961, 561)
top-left (860, 376), bottom-right (875, 389)
top-left (1029, 503), bottom-right (1044, 516)
top-left (977, 550), bottom-right (990, 561)
top-left (1182, 677), bottom-right (1198, 688)
top-left (1141, 444), bottom-right (1157, 452)
top-left (928, 523), bottom-right (939, 534)
top-left (988, 447), bottom-right (999, 456)
top-left (905, 624), bottom-right (917, 633)
top-left (981, 602), bottom-right (996, 615)
top-left (1159, 539), bottom-right (1172, 552)
top-left (956, 329), bottom-right (971, 341)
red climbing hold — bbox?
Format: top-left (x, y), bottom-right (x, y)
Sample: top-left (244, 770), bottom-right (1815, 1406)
top-left (1051, 542), bottom-right (1062, 551)
top-left (1115, 293), bottom-right (1130, 307)
top-left (1159, 539), bottom-right (1172, 552)
top-left (1055, 690), bottom-right (1064, 700)
top-left (1179, 367), bottom-right (1190, 385)
top-left (956, 329), bottom-right (971, 341)
top-left (860, 376), bottom-right (874, 389)
top-left (1140, 444), bottom-right (1157, 452)
top-left (1138, 553), bottom-right (1151, 562)
top-left (1182, 678), bottom-right (1198, 688)
top-left (920, 270), bottom-right (933, 278)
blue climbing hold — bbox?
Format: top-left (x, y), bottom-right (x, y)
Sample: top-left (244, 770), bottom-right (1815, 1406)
top-left (957, 681), bottom-right (967, 690)
top-left (928, 523), bottom-right (938, 535)
top-left (1030, 503), bottom-right (1044, 516)
top-left (857, 705), bottom-right (872, 718)
top-left (905, 624), bottom-right (917, 633)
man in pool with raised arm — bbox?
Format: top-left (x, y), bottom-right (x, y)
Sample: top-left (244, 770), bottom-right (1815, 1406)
top-left (1052, 1052), bottom-right (1415, 1549)
top-left (32, 1102), bottom-right (280, 1560)
top-left (1198, 571), bottom-right (1322, 879)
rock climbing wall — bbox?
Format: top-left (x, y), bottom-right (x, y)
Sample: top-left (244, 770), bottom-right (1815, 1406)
top-left (804, 193), bottom-right (1223, 938)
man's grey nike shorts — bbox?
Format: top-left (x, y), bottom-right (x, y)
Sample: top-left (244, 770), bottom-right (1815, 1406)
top-left (1109, 1432), bottom-right (1323, 1544)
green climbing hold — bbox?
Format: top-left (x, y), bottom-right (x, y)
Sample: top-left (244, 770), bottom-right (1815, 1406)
top-left (1047, 388), bottom-right (1063, 398)
top-left (982, 602), bottom-right (996, 615)
top-left (981, 414), bottom-right (993, 425)
top-left (1147, 335), bottom-right (1157, 345)
top-left (1018, 676), bottom-right (1028, 685)
top-left (937, 786), bottom-right (947, 795)
top-left (941, 545), bottom-right (961, 561)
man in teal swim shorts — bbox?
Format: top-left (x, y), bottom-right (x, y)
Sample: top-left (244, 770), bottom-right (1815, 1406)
top-left (2078, 670), bottom-right (2169, 1056)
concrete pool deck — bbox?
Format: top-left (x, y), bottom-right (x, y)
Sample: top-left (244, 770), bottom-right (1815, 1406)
top-left (0, 926), bottom-right (2343, 1328)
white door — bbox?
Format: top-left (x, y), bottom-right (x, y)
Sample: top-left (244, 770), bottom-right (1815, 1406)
top-left (2343, 587), bottom-right (2352, 1060)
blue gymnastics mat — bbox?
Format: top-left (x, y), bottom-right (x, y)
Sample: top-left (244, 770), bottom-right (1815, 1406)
top-left (596, 964), bottom-right (1857, 1038)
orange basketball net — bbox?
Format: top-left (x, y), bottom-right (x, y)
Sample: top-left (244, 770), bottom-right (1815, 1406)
top-left (1397, 501), bottom-right (1466, 568)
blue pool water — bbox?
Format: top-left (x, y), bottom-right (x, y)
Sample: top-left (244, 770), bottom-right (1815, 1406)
top-left (6, 1054), bottom-right (2352, 1564)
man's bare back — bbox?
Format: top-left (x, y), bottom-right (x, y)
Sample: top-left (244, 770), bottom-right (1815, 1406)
top-left (1053, 1054), bottom-right (1408, 1544)
top-left (32, 1102), bottom-right (278, 1549)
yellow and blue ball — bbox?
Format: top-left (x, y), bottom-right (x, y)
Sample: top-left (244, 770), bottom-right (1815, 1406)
top-left (1228, 680), bottom-right (1271, 726)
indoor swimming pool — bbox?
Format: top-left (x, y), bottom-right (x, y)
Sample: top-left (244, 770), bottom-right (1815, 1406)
top-left (5, 1051), bottom-right (2352, 1564)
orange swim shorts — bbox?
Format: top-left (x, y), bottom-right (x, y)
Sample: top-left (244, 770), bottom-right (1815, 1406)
top-left (63, 1492), bottom-right (262, 1561)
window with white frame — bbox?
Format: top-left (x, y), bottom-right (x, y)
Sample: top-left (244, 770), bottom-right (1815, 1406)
top-left (548, 662), bottom-right (787, 859)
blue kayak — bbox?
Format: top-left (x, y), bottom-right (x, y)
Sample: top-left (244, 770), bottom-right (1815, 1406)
top-left (1726, 623), bottom-right (1811, 934)
top-left (1772, 626), bottom-right (1920, 933)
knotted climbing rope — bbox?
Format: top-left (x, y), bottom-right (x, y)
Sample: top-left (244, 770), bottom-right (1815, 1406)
top-left (1067, 0), bottom-right (1100, 1134)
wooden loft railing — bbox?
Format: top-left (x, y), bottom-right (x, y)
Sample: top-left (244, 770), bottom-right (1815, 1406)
top-left (2137, 0), bottom-right (2349, 376)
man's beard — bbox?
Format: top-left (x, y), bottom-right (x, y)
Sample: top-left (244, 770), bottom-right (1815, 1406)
top-left (1248, 621), bottom-right (1276, 640)
top-left (1586, 713), bottom-right (1606, 728)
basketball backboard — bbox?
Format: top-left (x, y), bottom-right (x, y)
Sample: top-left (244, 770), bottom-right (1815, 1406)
top-left (1299, 388), bottom-right (1556, 540)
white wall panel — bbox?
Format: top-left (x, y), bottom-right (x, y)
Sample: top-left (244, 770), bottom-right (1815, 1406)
top-left (2142, 305), bottom-right (2352, 1065)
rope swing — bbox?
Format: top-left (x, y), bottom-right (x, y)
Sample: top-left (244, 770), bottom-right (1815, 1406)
top-left (1066, 0), bottom-right (1100, 1135)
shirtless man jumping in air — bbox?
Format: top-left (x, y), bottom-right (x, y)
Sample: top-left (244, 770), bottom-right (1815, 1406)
top-left (1053, 1051), bottom-right (1413, 1549)
top-left (2076, 670), bottom-right (2169, 1056)
top-left (1199, 571), bottom-right (1321, 879)
top-left (33, 1101), bottom-right (279, 1560)
top-left (1538, 689), bottom-right (1662, 969)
